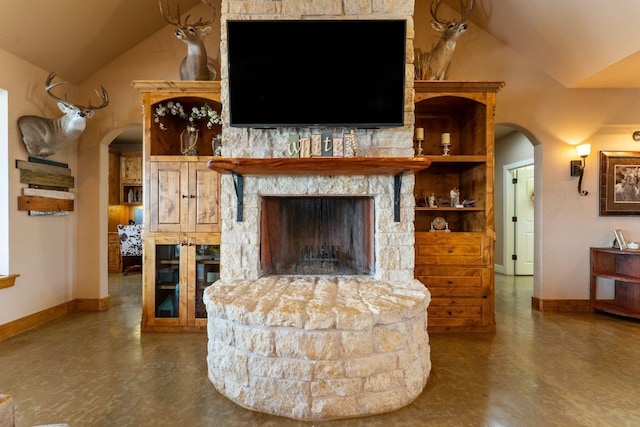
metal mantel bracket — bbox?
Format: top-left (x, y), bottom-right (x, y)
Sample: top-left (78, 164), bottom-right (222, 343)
top-left (394, 169), bottom-right (409, 222)
top-left (230, 171), bottom-right (244, 222)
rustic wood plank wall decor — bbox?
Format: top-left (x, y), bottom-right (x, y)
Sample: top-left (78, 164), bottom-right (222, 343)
top-left (16, 157), bottom-right (75, 215)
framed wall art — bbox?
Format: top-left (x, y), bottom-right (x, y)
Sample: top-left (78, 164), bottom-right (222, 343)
top-left (599, 151), bottom-right (640, 216)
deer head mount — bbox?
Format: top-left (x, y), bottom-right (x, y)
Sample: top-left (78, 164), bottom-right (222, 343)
top-left (18, 73), bottom-right (109, 158)
top-left (159, 0), bottom-right (217, 81)
top-left (415, 0), bottom-right (475, 80)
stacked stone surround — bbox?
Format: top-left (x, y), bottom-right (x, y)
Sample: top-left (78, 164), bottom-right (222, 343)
top-left (217, 0), bottom-right (418, 282)
top-left (205, 276), bottom-right (430, 420)
top-left (205, 0), bottom-right (429, 421)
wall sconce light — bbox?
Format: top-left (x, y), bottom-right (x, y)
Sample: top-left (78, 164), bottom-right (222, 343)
top-left (570, 143), bottom-right (590, 196)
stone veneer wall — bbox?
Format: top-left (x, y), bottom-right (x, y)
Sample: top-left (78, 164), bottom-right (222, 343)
top-left (217, 0), bottom-right (417, 281)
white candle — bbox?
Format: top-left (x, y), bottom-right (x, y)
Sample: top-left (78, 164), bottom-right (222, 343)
top-left (415, 127), bottom-right (424, 140)
top-left (441, 133), bottom-right (450, 144)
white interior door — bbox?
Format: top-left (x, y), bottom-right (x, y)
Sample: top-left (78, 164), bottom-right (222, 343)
top-left (514, 166), bottom-right (534, 275)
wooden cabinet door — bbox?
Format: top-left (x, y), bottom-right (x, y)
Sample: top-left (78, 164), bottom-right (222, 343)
top-left (121, 154), bottom-right (142, 184)
top-left (149, 161), bottom-right (220, 233)
top-left (188, 162), bottom-right (220, 233)
top-left (142, 234), bottom-right (188, 330)
top-left (187, 235), bottom-right (220, 327)
top-left (141, 234), bottom-right (218, 331)
top-left (149, 161), bottom-right (186, 233)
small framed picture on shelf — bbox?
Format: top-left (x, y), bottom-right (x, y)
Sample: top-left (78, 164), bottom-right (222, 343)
top-left (613, 229), bottom-right (627, 250)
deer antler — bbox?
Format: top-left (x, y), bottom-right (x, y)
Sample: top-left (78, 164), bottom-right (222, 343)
top-left (159, 0), bottom-right (215, 28)
top-left (45, 73), bottom-right (70, 103)
top-left (431, 0), bottom-right (475, 25)
top-left (459, 0), bottom-right (475, 22)
top-left (191, 0), bottom-right (216, 27)
top-left (159, 0), bottom-right (183, 26)
top-left (45, 72), bottom-right (109, 111)
top-left (430, 0), bottom-right (446, 25)
top-left (84, 86), bottom-right (109, 111)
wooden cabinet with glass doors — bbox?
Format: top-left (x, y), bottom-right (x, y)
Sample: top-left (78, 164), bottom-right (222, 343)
top-left (143, 235), bottom-right (220, 331)
top-left (133, 80), bottom-right (222, 332)
top-left (413, 81), bottom-right (503, 333)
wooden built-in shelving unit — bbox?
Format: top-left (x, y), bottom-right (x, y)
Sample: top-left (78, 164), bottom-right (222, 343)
top-left (413, 81), bottom-right (504, 333)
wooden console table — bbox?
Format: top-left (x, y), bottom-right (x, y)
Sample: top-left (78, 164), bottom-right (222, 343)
top-left (590, 247), bottom-right (640, 319)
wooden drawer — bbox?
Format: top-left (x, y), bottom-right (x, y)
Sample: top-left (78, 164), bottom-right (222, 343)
top-left (415, 232), bottom-right (491, 266)
top-left (427, 297), bottom-right (495, 333)
top-left (415, 266), bottom-right (491, 298)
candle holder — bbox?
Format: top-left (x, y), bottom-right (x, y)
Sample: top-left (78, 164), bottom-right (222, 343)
top-left (212, 134), bottom-right (222, 156)
top-left (416, 137), bottom-right (425, 156)
top-left (415, 127), bottom-right (425, 156)
top-left (441, 132), bottom-right (451, 156)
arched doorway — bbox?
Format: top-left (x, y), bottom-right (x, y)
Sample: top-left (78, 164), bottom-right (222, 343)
top-left (494, 124), bottom-right (537, 276)
top-left (106, 126), bottom-right (143, 275)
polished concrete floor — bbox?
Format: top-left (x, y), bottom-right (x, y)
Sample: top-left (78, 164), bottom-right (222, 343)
top-left (1, 273), bottom-right (640, 426)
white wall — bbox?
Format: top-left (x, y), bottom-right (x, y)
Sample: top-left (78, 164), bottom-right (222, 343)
top-left (0, 49), bottom-right (78, 325)
top-left (0, 89), bottom-right (8, 274)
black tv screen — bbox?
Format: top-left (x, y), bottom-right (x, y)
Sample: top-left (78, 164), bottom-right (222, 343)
top-left (227, 19), bottom-right (406, 128)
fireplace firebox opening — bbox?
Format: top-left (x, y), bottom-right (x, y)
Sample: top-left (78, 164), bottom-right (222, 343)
top-left (260, 196), bottom-right (374, 276)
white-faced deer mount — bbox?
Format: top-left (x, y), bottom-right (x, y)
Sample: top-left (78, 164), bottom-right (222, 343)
top-left (18, 73), bottom-right (109, 158)
top-left (415, 0), bottom-right (475, 80)
top-left (159, 0), bottom-right (217, 81)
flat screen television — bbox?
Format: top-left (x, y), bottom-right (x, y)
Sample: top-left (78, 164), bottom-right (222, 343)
top-left (227, 19), bottom-right (406, 128)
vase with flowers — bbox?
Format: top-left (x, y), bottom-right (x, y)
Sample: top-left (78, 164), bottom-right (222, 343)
top-left (153, 101), bottom-right (222, 155)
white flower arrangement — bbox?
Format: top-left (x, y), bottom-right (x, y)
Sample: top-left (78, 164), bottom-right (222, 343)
top-left (153, 101), bottom-right (222, 131)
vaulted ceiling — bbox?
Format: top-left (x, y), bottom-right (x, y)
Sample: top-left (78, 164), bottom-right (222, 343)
top-left (0, 0), bottom-right (201, 84)
top-left (1, 0), bottom-right (639, 88)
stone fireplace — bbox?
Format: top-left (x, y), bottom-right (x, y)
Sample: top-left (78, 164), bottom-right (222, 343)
top-left (217, 168), bottom-right (419, 281)
top-left (203, 0), bottom-right (430, 421)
